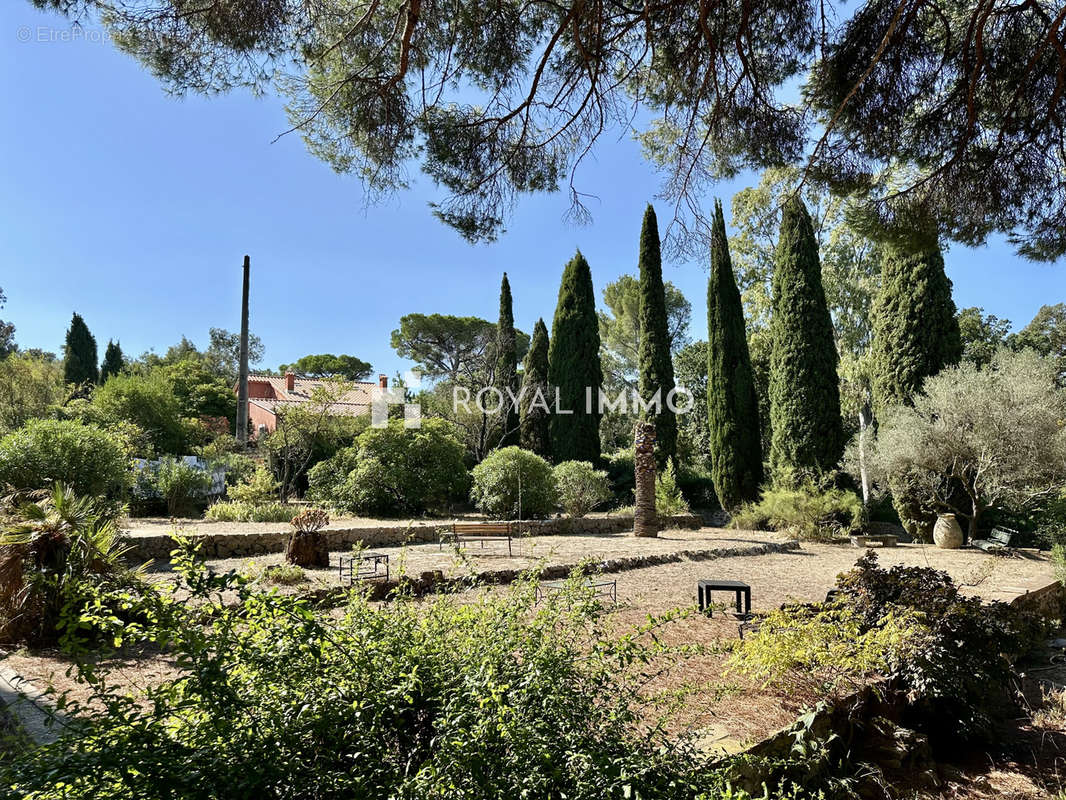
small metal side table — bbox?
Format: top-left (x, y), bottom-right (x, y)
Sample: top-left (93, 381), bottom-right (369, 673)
top-left (338, 552), bottom-right (390, 585)
top-left (697, 579), bottom-right (751, 616)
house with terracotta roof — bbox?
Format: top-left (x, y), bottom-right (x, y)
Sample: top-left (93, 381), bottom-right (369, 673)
top-left (239, 371), bottom-right (388, 438)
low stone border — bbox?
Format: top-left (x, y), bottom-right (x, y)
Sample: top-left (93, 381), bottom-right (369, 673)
top-left (123, 513), bottom-right (704, 561)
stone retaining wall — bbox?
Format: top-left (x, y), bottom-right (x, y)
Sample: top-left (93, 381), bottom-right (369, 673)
top-left (124, 513), bottom-right (704, 561)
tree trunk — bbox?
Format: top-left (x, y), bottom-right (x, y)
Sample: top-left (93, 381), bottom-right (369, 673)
top-left (285, 531), bottom-right (329, 567)
top-left (633, 421), bottom-right (658, 538)
top-left (968, 501), bottom-right (981, 544)
top-left (857, 398), bottom-right (873, 506)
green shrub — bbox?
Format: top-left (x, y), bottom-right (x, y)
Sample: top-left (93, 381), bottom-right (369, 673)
top-left (151, 457), bottom-right (215, 517)
top-left (604, 448), bottom-right (635, 504)
top-left (262, 563), bottom-right (306, 585)
top-left (729, 605), bottom-right (927, 693)
top-left (228, 465), bottom-right (279, 504)
top-left (200, 446), bottom-right (257, 488)
top-left (0, 419), bottom-right (129, 498)
top-left (675, 466), bottom-right (719, 510)
top-left (553, 461), bottom-right (612, 518)
top-left (92, 371), bottom-right (191, 455)
top-left (205, 501), bottom-right (300, 523)
top-left (471, 446), bottom-right (557, 519)
top-left (655, 461), bottom-right (690, 517)
top-left (0, 485), bottom-right (137, 645)
top-left (2, 549), bottom-right (745, 799)
top-left (734, 480), bottom-right (861, 541)
top-left (1052, 544), bottom-right (1066, 587)
top-left (306, 447), bottom-right (360, 507)
top-left (833, 552), bottom-right (1047, 739)
top-left (310, 419), bottom-right (468, 517)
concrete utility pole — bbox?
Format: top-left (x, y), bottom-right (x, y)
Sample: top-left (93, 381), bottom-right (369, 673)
top-left (236, 255), bottom-right (250, 445)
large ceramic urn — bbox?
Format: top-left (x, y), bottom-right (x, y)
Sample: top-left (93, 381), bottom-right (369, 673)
top-left (933, 513), bottom-right (964, 549)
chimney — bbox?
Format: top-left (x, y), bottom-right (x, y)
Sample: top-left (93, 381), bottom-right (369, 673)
top-left (378, 374), bottom-right (388, 389)
top-left (285, 371), bottom-right (295, 392)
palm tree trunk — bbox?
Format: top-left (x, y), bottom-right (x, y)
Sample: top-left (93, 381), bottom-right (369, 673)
top-left (634, 421), bottom-right (658, 538)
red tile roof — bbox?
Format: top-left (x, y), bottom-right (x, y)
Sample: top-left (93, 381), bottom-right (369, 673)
top-left (243, 375), bottom-right (378, 418)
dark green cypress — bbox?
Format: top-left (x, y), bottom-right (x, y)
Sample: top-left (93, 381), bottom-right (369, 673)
top-left (768, 196), bottom-right (844, 479)
top-left (636, 204), bottom-right (678, 467)
top-left (63, 312), bottom-right (99, 386)
top-left (870, 243), bottom-right (962, 411)
top-left (495, 272), bottom-right (520, 446)
top-left (548, 250), bottom-right (602, 463)
top-left (100, 340), bottom-right (125, 382)
top-left (706, 200), bottom-right (763, 508)
top-left (519, 318), bottom-right (552, 458)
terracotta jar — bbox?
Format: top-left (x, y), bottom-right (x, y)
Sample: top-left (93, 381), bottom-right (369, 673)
top-left (933, 513), bottom-right (964, 549)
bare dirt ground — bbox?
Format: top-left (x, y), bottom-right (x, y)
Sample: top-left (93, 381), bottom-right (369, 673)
top-left (140, 526), bottom-right (1054, 609)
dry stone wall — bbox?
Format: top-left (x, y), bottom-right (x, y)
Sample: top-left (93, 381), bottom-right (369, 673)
top-left (124, 514), bottom-right (704, 561)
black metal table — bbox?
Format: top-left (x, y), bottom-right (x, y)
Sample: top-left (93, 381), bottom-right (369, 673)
top-left (697, 579), bottom-right (751, 616)
top-left (338, 552), bottom-right (389, 585)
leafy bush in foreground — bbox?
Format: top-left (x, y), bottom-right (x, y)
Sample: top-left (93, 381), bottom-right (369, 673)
top-left (732, 552), bottom-right (1046, 741)
top-left (471, 446), bottom-right (557, 519)
top-left (0, 419), bottom-right (130, 498)
top-left (1, 546), bottom-right (760, 800)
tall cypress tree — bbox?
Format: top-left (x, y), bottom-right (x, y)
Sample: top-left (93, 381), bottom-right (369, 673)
top-left (870, 243), bottom-right (961, 410)
top-left (548, 250), bottom-right (602, 463)
top-left (706, 200), bottom-right (763, 508)
top-left (519, 318), bottom-right (552, 458)
top-left (100, 339), bottom-right (125, 382)
top-left (636, 204), bottom-right (678, 467)
top-left (768, 196), bottom-right (844, 479)
top-left (63, 312), bottom-right (99, 386)
top-left (495, 272), bottom-right (520, 446)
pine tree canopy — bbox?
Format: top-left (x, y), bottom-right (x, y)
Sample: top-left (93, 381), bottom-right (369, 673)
top-left (768, 196), bottom-right (844, 478)
top-left (706, 200), bottom-right (763, 508)
top-left (636, 204), bottom-right (677, 467)
top-left (43, 1), bottom-right (1066, 256)
top-left (870, 243), bottom-right (962, 410)
top-left (548, 251), bottom-right (602, 463)
top-left (63, 312), bottom-right (99, 386)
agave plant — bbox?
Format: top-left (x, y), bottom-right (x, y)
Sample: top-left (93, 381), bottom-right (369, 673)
top-left (0, 484), bottom-right (133, 645)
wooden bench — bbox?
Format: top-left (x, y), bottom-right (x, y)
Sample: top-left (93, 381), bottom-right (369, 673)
top-left (440, 522), bottom-right (513, 556)
top-left (850, 534), bottom-right (898, 548)
top-left (971, 526), bottom-right (1016, 554)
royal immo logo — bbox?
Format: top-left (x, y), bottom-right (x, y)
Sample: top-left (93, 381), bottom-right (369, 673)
top-left (372, 374), bottom-right (694, 430)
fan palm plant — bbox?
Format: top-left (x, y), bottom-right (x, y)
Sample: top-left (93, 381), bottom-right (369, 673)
top-left (0, 485), bottom-right (133, 645)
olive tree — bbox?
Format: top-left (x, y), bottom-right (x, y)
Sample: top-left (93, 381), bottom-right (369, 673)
top-left (862, 349), bottom-right (1066, 540)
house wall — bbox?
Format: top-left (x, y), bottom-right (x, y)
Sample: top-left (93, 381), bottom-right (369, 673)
top-left (247, 380), bottom-right (275, 399)
top-left (247, 403), bottom-right (277, 436)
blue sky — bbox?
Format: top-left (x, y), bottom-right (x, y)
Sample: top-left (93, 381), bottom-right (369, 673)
top-left (2, 3), bottom-right (1062, 380)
